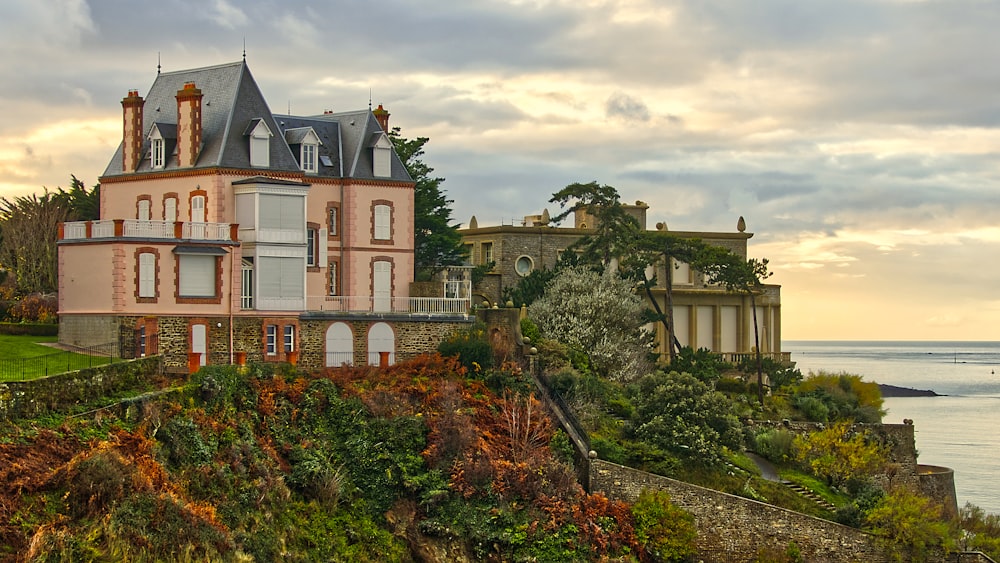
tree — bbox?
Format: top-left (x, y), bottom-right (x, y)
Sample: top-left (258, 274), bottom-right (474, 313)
top-left (864, 487), bottom-right (955, 562)
top-left (52, 175), bottom-right (100, 221)
top-left (0, 190), bottom-right (69, 294)
top-left (549, 181), bottom-right (737, 363)
top-left (629, 370), bottom-right (742, 466)
top-left (792, 422), bottom-right (887, 487)
top-left (528, 266), bottom-right (652, 382)
top-left (388, 129), bottom-right (467, 280)
top-left (704, 255), bottom-right (773, 404)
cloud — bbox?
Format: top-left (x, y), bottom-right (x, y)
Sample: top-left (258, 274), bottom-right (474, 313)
top-left (605, 92), bottom-right (650, 122)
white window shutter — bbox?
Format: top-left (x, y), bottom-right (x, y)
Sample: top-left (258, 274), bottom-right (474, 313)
top-left (318, 228), bottom-right (328, 264)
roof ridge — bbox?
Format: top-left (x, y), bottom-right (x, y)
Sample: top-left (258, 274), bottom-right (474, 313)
top-left (157, 60), bottom-right (245, 77)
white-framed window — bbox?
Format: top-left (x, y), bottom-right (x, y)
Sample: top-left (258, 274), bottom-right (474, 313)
top-left (301, 143), bottom-right (317, 173)
top-left (306, 228), bottom-right (317, 267)
top-left (151, 137), bottom-right (165, 169)
top-left (191, 195), bottom-right (205, 223)
top-left (138, 252), bottom-right (155, 298)
top-left (374, 204), bottom-right (390, 240)
top-left (241, 259), bottom-right (253, 309)
top-left (266, 324), bottom-right (277, 356)
top-left (164, 197), bottom-right (177, 222)
top-left (373, 135), bottom-right (392, 178)
top-left (328, 261), bottom-right (338, 296)
top-left (248, 119), bottom-right (272, 168)
top-left (137, 199), bottom-right (151, 221)
top-left (178, 254), bottom-right (216, 297)
top-left (481, 242), bottom-right (493, 264)
top-left (328, 206), bottom-right (338, 236)
top-left (283, 325), bottom-right (295, 353)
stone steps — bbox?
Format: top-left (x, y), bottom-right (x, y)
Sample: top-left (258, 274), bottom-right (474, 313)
top-left (782, 480), bottom-right (837, 512)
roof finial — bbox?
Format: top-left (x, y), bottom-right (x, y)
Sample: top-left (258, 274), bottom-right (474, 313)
top-left (242, 37), bottom-right (246, 61)
top-left (157, 51), bottom-right (161, 74)
top-left (369, 88), bottom-right (372, 111)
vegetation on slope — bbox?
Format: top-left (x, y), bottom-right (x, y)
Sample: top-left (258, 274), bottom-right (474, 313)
top-left (2, 356), bottom-right (698, 562)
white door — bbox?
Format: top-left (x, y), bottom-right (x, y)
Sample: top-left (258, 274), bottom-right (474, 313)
top-left (191, 323), bottom-right (207, 366)
top-left (373, 260), bottom-right (391, 312)
top-left (325, 322), bottom-right (354, 367)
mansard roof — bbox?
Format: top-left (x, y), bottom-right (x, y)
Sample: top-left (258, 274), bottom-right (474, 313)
top-left (102, 61), bottom-right (411, 183)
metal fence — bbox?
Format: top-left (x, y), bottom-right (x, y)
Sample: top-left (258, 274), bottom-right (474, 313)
top-left (0, 333), bottom-right (160, 382)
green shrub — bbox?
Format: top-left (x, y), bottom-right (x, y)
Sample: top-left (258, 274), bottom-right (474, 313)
top-left (437, 323), bottom-right (494, 372)
top-left (755, 429), bottom-right (795, 463)
top-left (794, 395), bottom-right (830, 422)
top-left (632, 489), bottom-right (698, 562)
top-left (520, 316), bottom-right (541, 343)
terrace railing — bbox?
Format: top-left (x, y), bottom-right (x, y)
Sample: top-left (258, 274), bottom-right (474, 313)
top-left (60, 220), bottom-right (236, 241)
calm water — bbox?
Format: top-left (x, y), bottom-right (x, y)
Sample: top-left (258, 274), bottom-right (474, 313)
top-left (784, 340), bottom-right (1000, 515)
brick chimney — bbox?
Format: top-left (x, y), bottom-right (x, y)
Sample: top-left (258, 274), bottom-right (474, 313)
top-left (121, 90), bottom-right (145, 172)
top-left (372, 104), bottom-right (390, 132)
top-left (175, 82), bottom-right (203, 167)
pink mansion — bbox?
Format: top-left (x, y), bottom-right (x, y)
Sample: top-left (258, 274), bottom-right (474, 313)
top-left (57, 61), bottom-right (471, 371)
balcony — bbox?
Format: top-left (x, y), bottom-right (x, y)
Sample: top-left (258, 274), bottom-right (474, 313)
top-left (720, 351), bottom-right (793, 366)
top-left (294, 296), bottom-right (472, 315)
top-left (60, 220), bottom-right (237, 242)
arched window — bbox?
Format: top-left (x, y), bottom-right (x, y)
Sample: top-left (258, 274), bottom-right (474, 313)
top-left (367, 322), bottom-right (395, 366)
top-left (325, 322), bottom-right (354, 367)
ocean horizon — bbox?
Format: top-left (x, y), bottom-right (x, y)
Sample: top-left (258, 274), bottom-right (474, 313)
top-left (783, 340), bottom-right (1000, 515)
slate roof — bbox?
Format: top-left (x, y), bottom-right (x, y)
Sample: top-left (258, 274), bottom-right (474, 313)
top-left (102, 61), bottom-right (411, 184)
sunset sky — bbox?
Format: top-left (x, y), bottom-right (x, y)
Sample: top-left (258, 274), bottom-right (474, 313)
top-left (2, 0), bottom-right (999, 341)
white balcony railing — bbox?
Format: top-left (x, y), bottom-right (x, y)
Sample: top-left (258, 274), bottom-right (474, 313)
top-left (61, 220), bottom-right (234, 241)
top-left (251, 295), bottom-right (470, 314)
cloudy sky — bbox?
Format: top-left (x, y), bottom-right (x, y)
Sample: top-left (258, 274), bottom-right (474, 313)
top-left (2, 0), bottom-right (999, 341)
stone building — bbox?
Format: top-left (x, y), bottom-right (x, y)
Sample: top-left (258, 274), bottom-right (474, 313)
top-left (458, 202), bottom-right (786, 362)
top-left (57, 60), bottom-right (471, 371)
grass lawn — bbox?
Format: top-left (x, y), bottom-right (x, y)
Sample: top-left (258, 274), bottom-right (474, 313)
top-left (0, 335), bottom-right (116, 381)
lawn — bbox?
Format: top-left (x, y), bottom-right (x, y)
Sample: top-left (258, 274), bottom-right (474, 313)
top-left (0, 335), bottom-right (116, 381)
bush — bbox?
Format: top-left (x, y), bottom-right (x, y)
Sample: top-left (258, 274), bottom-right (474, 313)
top-left (520, 316), bottom-right (540, 343)
top-left (7, 293), bottom-right (57, 323)
top-left (754, 429), bottom-right (795, 464)
top-left (864, 487), bottom-right (955, 561)
top-left (437, 323), bottom-right (494, 372)
top-left (631, 489), bottom-right (698, 562)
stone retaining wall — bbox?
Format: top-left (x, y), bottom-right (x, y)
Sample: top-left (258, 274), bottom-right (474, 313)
top-left (591, 459), bottom-right (898, 563)
top-left (0, 356), bottom-right (162, 420)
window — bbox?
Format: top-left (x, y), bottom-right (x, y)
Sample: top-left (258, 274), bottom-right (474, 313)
top-left (248, 119), bottom-right (272, 168)
top-left (258, 256), bottom-right (305, 302)
top-left (515, 255), bottom-right (534, 276)
top-left (372, 135), bottom-right (392, 178)
top-left (259, 194), bottom-right (304, 233)
top-left (138, 252), bottom-right (155, 298)
top-left (328, 206), bottom-right (338, 237)
top-left (137, 199), bottom-right (151, 221)
top-left (301, 143), bottom-right (317, 173)
top-left (178, 254), bottom-right (217, 297)
top-left (306, 227), bottom-right (317, 267)
top-left (266, 325), bottom-right (277, 356)
top-left (374, 204), bottom-right (390, 240)
top-left (191, 195), bottom-right (205, 222)
top-left (283, 325), bottom-right (295, 353)
top-left (328, 261), bottom-right (338, 296)
top-left (481, 242), bottom-right (493, 265)
top-left (164, 196), bottom-right (177, 222)
top-left (241, 259), bottom-right (253, 309)
top-left (138, 325), bottom-right (147, 357)
top-left (151, 138), bottom-right (165, 169)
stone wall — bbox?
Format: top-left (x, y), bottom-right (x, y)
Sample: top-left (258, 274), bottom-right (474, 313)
top-left (59, 315), bottom-right (120, 347)
top-left (591, 459), bottom-right (898, 563)
top-left (0, 356), bottom-right (162, 420)
top-left (918, 464), bottom-right (959, 518)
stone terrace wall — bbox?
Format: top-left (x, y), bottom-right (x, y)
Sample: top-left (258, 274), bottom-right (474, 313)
top-left (591, 459), bottom-right (895, 563)
top-left (0, 356), bottom-right (162, 420)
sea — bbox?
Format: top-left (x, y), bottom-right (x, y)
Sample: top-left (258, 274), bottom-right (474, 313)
top-left (784, 340), bottom-right (1000, 516)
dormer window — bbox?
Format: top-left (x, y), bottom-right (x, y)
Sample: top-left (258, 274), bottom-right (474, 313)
top-left (285, 127), bottom-right (321, 174)
top-left (149, 128), bottom-right (165, 170)
top-left (302, 143), bottom-right (317, 173)
top-left (245, 118), bottom-right (273, 168)
top-left (371, 133), bottom-right (393, 178)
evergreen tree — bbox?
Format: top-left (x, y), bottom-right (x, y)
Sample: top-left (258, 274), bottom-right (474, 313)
top-left (389, 129), bottom-right (466, 280)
